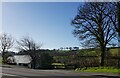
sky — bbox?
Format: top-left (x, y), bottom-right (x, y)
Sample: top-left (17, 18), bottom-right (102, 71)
top-left (2, 2), bottom-right (82, 51)
top-left (0, 2), bottom-right (2, 33)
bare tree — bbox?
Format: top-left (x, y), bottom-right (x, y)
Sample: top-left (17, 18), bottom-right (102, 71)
top-left (103, 2), bottom-right (120, 67)
top-left (17, 36), bottom-right (42, 51)
top-left (0, 33), bottom-right (14, 62)
top-left (72, 2), bottom-right (116, 66)
top-left (104, 2), bottom-right (120, 41)
top-left (110, 2), bottom-right (120, 68)
top-left (115, 2), bottom-right (120, 37)
top-left (17, 36), bottom-right (43, 69)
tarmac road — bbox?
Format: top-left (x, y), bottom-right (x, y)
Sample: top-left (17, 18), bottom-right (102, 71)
top-left (1, 66), bottom-right (120, 78)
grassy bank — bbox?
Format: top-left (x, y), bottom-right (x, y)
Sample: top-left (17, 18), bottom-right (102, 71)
top-left (75, 67), bottom-right (120, 74)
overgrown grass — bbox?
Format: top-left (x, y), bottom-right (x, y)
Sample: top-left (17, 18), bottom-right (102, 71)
top-left (75, 67), bottom-right (120, 74)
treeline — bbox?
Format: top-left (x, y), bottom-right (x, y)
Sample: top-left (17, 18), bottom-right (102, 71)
top-left (2, 44), bottom-right (120, 69)
top-left (52, 48), bottom-right (120, 68)
top-left (26, 47), bottom-right (120, 68)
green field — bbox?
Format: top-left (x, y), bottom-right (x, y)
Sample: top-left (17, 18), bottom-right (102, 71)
top-left (110, 48), bottom-right (120, 56)
top-left (77, 47), bottom-right (120, 57)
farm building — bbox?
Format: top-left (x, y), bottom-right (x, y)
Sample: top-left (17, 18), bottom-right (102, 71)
top-left (7, 55), bottom-right (32, 68)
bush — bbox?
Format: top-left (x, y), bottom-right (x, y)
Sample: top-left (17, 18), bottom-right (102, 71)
top-left (39, 52), bottom-right (53, 69)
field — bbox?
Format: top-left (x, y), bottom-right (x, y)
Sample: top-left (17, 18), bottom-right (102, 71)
top-left (110, 48), bottom-right (120, 56)
top-left (52, 47), bottom-right (120, 72)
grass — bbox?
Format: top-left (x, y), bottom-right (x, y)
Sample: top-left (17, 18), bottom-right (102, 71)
top-left (52, 63), bottom-right (65, 69)
top-left (75, 67), bottom-right (120, 74)
top-left (52, 63), bottom-right (65, 65)
top-left (0, 57), bottom-right (2, 65)
top-left (110, 48), bottom-right (120, 57)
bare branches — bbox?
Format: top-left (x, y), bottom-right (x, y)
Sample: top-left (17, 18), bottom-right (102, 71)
top-left (17, 36), bottom-right (43, 51)
top-left (0, 33), bottom-right (14, 52)
top-left (0, 33), bottom-right (14, 62)
top-left (72, 2), bottom-right (116, 48)
top-left (16, 36), bottom-right (43, 69)
top-left (72, 2), bottom-right (117, 66)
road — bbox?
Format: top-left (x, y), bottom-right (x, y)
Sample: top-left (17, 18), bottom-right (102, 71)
top-left (1, 65), bottom-right (120, 78)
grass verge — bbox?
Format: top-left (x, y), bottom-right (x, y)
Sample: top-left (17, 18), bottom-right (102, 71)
top-left (0, 57), bottom-right (2, 65)
top-left (75, 67), bottom-right (120, 74)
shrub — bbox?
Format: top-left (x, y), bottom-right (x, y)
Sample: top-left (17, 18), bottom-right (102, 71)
top-left (39, 52), bottom-right (53, 69)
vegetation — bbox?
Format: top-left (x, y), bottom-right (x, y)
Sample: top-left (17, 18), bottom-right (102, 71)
top-left (0, 33), bottom-right (14, 63)
top-left (108, 2), bottom-right (120, 40)
top-left (17, 36), bottom-right (43, 69)
top-left (52, 63), bottom-right (65, 69)
top-left (39, 52), bottom-right (53, 69)
top-left (18, 50), bottom-right (53, 69)
top-left (52, 47), bottom-right (120, 69)
top-left (0, 56), bottom-right (2, 64)
top-left (110, 48), bottom-right (120, 57)
top-left (17, 36), bottom-right (43, 51)
top-left (72, 2), bottom-right (117, 66)
top-left (0, 2), bottom-right (120, 73)
top-left (75, 67), bottom-right (120, 74)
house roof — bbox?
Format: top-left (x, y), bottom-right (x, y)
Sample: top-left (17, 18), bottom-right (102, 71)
top-left (14, 55), bottom-right (32, 64)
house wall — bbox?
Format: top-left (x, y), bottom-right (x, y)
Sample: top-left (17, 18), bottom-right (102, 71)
top-left (7, 55), bottom-right (32, 67)
top-left (14, 55), bottom-right (32, 64)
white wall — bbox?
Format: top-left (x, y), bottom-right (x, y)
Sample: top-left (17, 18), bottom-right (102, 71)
top-left (14, 55), bottom-right (32, 64)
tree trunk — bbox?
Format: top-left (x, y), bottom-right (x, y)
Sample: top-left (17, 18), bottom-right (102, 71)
top-left (100, 46), bottom-right (106, 66)
top-left (33, 60), bottom-right (36, 69)
top-left (2, 49), bottom-right (5, 63)
top-left (31, 58), bottom-right (36, 69)
top-left (2, 52), bottom-right (5, 63)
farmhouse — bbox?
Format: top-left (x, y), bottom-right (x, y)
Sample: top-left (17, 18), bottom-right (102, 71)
top-left (7, 55), bottom-right (32, 68)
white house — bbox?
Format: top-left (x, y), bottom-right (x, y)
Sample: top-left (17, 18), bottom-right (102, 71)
top-left (7, 55), bottom-right (32, 68)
